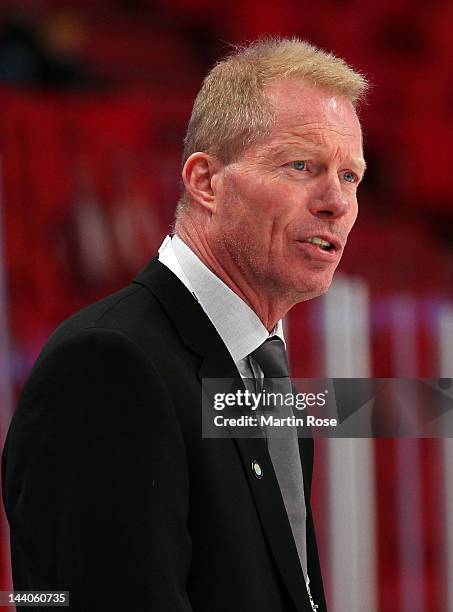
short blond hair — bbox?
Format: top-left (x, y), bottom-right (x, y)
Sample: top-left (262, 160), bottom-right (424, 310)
top-left (177, 36), bottom-right (368, 214)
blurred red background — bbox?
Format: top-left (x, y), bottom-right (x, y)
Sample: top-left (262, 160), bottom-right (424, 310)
top-left (0, 1), bottom-right (452, 611)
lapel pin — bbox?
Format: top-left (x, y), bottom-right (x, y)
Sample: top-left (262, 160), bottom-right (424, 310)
top-left (251, 460), bottom-right (263, 479)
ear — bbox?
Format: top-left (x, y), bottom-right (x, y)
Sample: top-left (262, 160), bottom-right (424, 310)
top-left (182, 152), bottom-right (222, 212)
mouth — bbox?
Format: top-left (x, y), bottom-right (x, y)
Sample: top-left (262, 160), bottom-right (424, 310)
top-left (305, 236), bottom-right (335, 252)
top-left (294, 234), bottom-right (342, 261)
top-left (303, 234), bottom-right (341, 251)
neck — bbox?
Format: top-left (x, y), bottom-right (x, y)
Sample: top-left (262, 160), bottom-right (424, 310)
top-left (175, 214), bottom-right (294, 332)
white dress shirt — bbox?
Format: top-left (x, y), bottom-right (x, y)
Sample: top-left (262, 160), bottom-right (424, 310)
top-left (158, 234), bottom-right (285, 381)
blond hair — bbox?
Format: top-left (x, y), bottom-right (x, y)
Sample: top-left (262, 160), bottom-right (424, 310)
top-left (177, 36), bottom-right (368, 215)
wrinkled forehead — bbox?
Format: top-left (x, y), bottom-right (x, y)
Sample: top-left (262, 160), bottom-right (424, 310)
top-left (265, 78), bottom-right (363, 145)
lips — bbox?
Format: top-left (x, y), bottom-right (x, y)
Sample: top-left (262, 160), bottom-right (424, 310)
top-left (305, 237), bottom-right (333, 251)
top-left (298, 233), bottom-right (342, 253)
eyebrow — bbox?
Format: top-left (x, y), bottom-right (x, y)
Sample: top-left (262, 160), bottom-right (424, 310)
top-left (271, 143), bottom-right (367, 176)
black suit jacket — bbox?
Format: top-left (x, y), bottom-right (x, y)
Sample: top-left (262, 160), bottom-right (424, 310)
top-left (2, 258), bottom-right (327, 611)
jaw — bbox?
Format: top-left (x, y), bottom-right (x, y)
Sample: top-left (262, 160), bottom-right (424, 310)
top-left (249, 259), bottom-right (338, 309)
top-left (270, 246), bottom-right (341, 301)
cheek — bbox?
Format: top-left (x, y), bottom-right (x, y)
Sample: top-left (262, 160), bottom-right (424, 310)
top-left (220, 172), bottom-right (296, 252)
top-left (348, 200), bottom-right (359, 228)
top-left (227, 170), bottom-right (290, 211)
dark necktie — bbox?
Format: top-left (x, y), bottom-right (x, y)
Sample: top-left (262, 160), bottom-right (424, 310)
top-left (250, 337), bottom-right (309, 588)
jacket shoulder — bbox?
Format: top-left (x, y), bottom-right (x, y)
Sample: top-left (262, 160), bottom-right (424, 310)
top-left (32, 277), bottom-right (186, 378)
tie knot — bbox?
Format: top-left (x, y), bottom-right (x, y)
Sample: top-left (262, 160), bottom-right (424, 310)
top-left (250, 337), bottom-right (290, 378)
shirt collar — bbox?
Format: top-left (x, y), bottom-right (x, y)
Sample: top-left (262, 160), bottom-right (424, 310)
top-left (158, 235), bottom-right (284, 363)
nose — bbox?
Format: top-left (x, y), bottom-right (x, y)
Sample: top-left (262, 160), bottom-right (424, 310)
top-left (307, 175), bottom-right (351, 219)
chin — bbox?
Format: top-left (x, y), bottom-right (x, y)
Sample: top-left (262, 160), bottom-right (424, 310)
top-left (291, 273), bottom-right (334, 302)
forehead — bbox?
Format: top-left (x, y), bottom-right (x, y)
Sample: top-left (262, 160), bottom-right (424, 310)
top-left (262, 78), bottom-right (363, 155)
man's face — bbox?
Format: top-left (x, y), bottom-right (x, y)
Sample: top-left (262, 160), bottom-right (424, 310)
top-left (209, 78), bottom-right (365, 304)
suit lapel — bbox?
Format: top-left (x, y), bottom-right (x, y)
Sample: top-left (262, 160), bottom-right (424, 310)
top-left (133, 258), bottom-right (312, 611)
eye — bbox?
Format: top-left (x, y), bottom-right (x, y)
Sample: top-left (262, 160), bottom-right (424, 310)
top-left (291, 160), bottom-right (306, 171)
top-left (342, 171), bottom-right (357, 183)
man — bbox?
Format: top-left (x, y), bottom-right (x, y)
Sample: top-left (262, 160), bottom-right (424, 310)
top-left (2, 37), bottom-right (367, 611)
